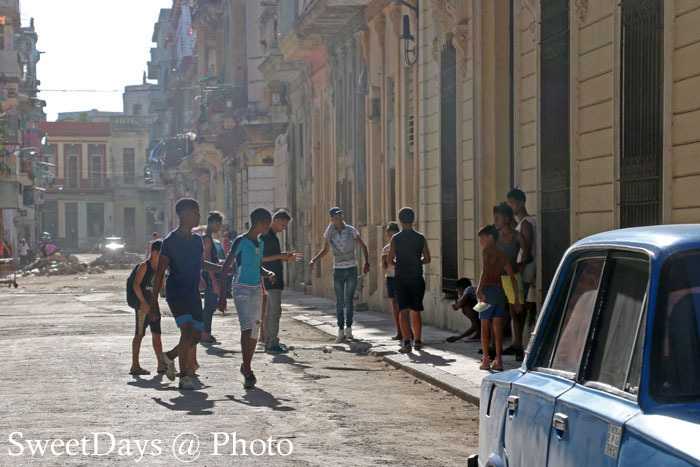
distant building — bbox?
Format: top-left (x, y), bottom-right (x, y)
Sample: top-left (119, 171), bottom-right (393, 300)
top-left (38, 118), bottom-right (163, 251)
top-left (0, 2), bottom-right (46, 253)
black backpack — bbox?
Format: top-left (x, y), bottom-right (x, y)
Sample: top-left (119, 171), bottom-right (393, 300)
top-left (126, 262), bottom-right (145, 308)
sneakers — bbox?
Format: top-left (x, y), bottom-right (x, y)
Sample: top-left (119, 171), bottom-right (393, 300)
top-left (344, 327), bottom-right (354, 340)
top-left (265, 343), bottom-right (289, 354)
top-left (399, 340), bottom-right (412, 353)
top-left (334, 329), bottom-right (344, 344)
top-left (243, 372), bottom-right (257, 389)
top-left (200, 335), bottom-right (217, 344)
top-left (479, 357), bottom-right (491, 370)
top-left (413, 340), bottom-right (424, 351)
top-left (239, 364), bottom-right (257, 389)
top-left (491, 357), bottom-right (504, 371)
top-left (161, 352), bottom-right (176, 381)
top-left (391, 334), bottom-right (402, 340)
top-left (178, 376), bottom-right (195, 390)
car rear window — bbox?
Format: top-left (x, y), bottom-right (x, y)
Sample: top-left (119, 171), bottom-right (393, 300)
top-left (651, 251), bottom-right (700, 401)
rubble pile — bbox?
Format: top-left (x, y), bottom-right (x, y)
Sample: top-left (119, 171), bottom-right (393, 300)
top-left (89, 252), bottom-right (143, 270)
top-left (24, 254), bottom-right (105, 276)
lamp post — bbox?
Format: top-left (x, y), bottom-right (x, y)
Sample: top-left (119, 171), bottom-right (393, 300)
top-left (400, 14), bottom-right (417, 67)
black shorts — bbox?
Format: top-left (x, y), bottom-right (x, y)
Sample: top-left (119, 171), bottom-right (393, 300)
top-left (395, 276), bottom-right (426, 312)
top-left (385, 276), bottom-right (396, 299)
top-left (134, 307), bottom-right (161, 336)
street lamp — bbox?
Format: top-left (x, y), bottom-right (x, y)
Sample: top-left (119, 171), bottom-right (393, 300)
top-left (400, 14), bottom-right (417, 67)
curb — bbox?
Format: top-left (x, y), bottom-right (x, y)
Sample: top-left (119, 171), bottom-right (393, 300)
top-left (293, 314), bottom-right (481, 406)
top-left (383, 354), bottom-right (481, 406)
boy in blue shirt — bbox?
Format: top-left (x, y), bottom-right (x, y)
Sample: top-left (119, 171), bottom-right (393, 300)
top-left (149, 198), bottom-right (224, 390)
top-left (218, 208), bottom-right (276, 389)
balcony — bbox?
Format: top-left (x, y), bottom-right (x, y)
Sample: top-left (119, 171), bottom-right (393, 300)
top-left (202, 85), bottom-right (246, 116)
top-left (0, 0), bottom-right (19, 11)
top-left (109, 115), bottom-right (158, 131)
top-left (295, 0), bottom-right (367, 43)
top-left (0, 49), bottom-right (21, 81)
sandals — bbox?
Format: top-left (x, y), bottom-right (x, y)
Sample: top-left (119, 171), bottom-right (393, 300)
top-left (129, 368), bottom-right (150, 375)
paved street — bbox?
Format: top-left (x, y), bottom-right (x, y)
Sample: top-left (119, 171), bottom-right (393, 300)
top-left (0, 266), bottom-right (479, 466)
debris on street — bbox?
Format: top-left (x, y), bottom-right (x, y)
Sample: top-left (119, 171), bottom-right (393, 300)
top-left (89, 252), bottom-right (143, 270)
top-left (23, 254), bottom-right (105, 276)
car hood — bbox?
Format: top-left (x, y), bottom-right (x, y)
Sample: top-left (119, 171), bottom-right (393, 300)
top-left (625, 407), bottom-right (700, 462)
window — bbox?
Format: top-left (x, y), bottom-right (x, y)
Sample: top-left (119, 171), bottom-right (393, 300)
top-left (440, 43), bottom-right (458, 295)
top-left (534, 254), bottom-right (605, 376)
top-left (89, 145), bottom-right (105, 188)
top-left (583, 252), bottom-right (649, 393)
top-left (652, 251), bottom-right (700, 401)
top-left (540, 0), bottom-right (571, 293)
top-left (619, 0), bottom-right (663, 227)
top-left (550, 258), bottom-right (605, 373)
top-left (123, 148), bottom-right (135, 184)
top-left (65, 145), bottom-right (80, 189)
top-left (43, 201), bottom-right (57, 239)
top-left (87, 203), bottom-right (104, 238)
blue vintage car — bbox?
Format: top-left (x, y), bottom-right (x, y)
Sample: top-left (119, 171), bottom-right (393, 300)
top-left (471, 225), bottom-right (700, 467)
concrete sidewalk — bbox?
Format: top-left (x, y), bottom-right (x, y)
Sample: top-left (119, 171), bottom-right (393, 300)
top-left (282, 291), bottom-right (522, 405)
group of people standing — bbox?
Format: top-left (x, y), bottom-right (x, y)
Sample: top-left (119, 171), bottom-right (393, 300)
top-left (312, 205), bottom-right (431, 354)
top-left (129, 199), bottom-right (300, 390)
top-left (127, 188), bottom-right (536, 390)
top-left (444, 188), bottom-right (537, 371)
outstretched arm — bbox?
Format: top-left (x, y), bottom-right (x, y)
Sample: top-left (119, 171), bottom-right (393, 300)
top-left (355, 236), bottom-right (370, 274)
top-left (309, 241), bottom-right (330, 269)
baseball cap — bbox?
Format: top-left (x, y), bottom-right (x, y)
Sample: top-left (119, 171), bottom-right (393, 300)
top-left (329, 207), bottom-right (343, 217)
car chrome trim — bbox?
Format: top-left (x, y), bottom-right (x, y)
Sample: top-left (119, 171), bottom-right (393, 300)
top-left (532, 367), bottom-right (576, 380)
top-left (583, 381), bottom-right (638, 402)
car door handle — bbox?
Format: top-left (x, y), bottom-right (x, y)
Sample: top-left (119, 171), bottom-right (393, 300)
top-left (507, 395), bottom-right (519, 411)
top-left (553, 413), bottom-right (568, 432)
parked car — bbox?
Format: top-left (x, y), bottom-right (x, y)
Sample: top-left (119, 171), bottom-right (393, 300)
top-left (105, 237), bottom-right (126, 252)
top-left (471, 225), bottom-right (700, 467)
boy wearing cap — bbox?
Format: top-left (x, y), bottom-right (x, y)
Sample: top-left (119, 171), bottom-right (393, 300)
top-left (310, 207), bottom-right (370, 343)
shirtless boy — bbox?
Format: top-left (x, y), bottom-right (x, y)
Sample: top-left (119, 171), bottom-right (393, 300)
top-left (476, 225), bottom-right (521, 371)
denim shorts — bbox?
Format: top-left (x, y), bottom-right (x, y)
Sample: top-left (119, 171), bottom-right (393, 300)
top-left (166, 298), bottom-right (204, 331)
top-left (232, 284), bottom-right (263, 339)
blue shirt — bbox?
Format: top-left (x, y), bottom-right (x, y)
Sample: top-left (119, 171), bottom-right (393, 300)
top-left (160, 230), bottom-right (204, 301)
top-left (231, 235), bottom-right (264, 287)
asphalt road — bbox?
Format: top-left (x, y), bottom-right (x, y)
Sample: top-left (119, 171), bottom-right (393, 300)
top-left (0, 266), bottom-right (479, 466)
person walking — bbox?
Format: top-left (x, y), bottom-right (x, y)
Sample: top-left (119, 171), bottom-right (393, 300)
top-left (201, 211), bottom-right (224, 344)
top-left (18, 239), bottom-right (29, 269)
top-left (309, 207), bottom-right (370, 343)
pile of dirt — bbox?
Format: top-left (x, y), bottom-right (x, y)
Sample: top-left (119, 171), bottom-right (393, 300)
top-left (24, 254), bottom-right (105, 276)
top-left (89, 251), bottom-right (143, 270)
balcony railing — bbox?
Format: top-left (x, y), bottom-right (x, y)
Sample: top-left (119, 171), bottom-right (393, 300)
top-left (109, 115), bottom-right (158, 131)
top-left (203, 85), bottom-right (247, 115)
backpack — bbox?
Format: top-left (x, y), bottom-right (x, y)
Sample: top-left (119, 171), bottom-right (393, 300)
top-left (126, 262), bottom-right (145, 308)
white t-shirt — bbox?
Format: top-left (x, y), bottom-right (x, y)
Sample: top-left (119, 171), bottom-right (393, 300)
top-left (324, 222), bottom-right (360, 269)
top-left (516, 215), bottom-right (537, 283)
top-left (382, 243), bottom-right (395, 278)
top-left (18, 243), bottom-right (28, 256)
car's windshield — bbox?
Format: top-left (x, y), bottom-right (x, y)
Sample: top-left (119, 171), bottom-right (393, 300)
top-left (651, 251), bottom-right (700, 401)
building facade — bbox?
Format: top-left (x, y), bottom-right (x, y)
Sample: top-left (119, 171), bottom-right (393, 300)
top-left (144, 0), bottom-right (700, 333)
top-left (39, 118), bottom-right (163, 252)
top-left (0, 2), bottom-right (46, 252)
